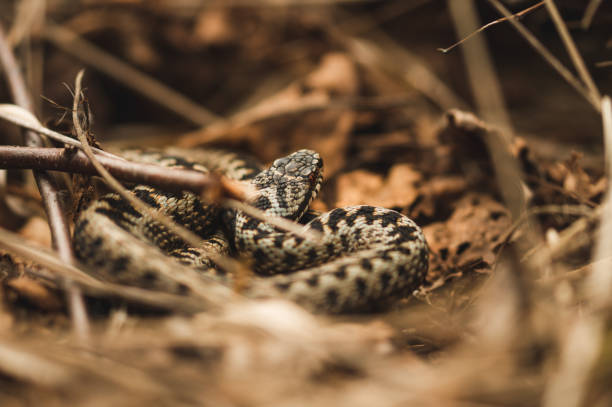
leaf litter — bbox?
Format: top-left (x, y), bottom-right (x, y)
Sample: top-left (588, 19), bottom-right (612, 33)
top-left (0, 2), bottom-right (610, 406)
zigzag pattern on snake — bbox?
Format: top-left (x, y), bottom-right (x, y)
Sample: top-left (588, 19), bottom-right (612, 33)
top-left (73, 148), bottom-right (429, 313)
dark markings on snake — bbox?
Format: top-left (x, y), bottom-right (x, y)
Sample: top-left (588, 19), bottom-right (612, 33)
top-left (95, 205), bottom-right (136, 226)
top-left (340, 234), bottom-right (350, 251)
top-left (133, 188), bottom-right (163, 208)
top-left (89, 236), bottom-right (103, 250)
top-left (273, 234), bottom-right (284, 249)
top-left (306, 275), bottom-right (319, 287)
top-left (327, 208), bottom-right (347, 232)
top-left (177, 283), bottom-right (190, 295)
top-left (396, 225), bottom-right (417, 238)
top-left (380, 211), bottom-right (401, 227)
top-left (242, 217), bottom-right (259, 230)
top-left (360, 258), bottom-right (373, 271)
top-left (344, 212), bottom-right (356, 227)
top-left (75, 218), bottom-right (89, 233)
top-left (307, 248), bottom-right (318, 262)
top-left (419, 248), bottom-right (429, 265)
top-left (275, 282), bottom-right (292, 292)
top-left (380, 272), bottom-right (391, 291)
top-left (326, 288), bottom-right (339, 307)
top-left (253, 248), bottom-right (266, 263)
top-left (308, 219), bottom-right (324, 232)
top-left (112, 256), bottom-right (130, 271)
top-left (397, 246), bottom-right (412, 256)
top-left (283, 252), bottom-right (297, 268)
top-left (94, 257), bottom-right (107, 267)
top-left (356, 206), bottom-right (376, 224)
top-left (255, 195), bottom-right (271, 211)
top-left (333, 266), bottom-right (347, 280)
top-left (355, 277), bottom-right (367, 297)
top-left (274, 184), bottom-right (287, 211)
top-left (326, 243), bottom-right (336, 256)
top-left (142, 270), bottom-right (158, 283)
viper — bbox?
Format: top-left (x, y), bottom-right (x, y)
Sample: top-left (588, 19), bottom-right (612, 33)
top-left (73, 148), bottom-right (429, 313)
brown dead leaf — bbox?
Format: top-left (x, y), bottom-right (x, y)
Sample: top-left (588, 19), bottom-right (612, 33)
top-left (18, 217), bottom-right (52, 248)
top-left (335, 164), bottom-right (421, 209)
top-left (516, 137), bottom-right (604, 227)
top-left (194, 8), bottom-right (235, 46)
top-left (6, 276), bottom-right (63, 311)
top-left (423, 193), bottom-right (511, 282)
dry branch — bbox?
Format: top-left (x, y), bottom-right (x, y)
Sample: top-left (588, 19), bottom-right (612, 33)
top-left (0, 145), bottom-right (224, 195)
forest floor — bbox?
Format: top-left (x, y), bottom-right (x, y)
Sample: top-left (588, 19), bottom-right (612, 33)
top-left (0, 2), bottom-right (611, 406)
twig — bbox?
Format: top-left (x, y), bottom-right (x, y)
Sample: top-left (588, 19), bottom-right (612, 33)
top-left (544, 0), bottom-right (601, 104)
top-left (0, 146), bottom-right (224, 195)
top-left (438, 1), bottom-right (545, 53)
top-left (0, 23), bottom-right (90, 341)
top-left (486, 0), bottom-right (601, 112)
top-left (43, 22), bottom-right (220, 126)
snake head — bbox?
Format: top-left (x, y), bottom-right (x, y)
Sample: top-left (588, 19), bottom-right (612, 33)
top-left (251, 149), bottom-right (324, 221)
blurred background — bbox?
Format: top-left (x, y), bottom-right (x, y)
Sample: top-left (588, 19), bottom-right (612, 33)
top-left (0, 0), bottom-right (609, 151)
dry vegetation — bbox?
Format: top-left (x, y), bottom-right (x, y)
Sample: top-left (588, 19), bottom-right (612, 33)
top-left (0, 1), bottom-right (611, 405)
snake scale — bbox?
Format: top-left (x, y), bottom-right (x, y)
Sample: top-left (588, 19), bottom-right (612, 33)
top-left (73, 148), bottom-right (429, 313)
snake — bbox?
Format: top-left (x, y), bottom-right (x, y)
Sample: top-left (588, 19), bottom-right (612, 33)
top-left (72, 148), bottom-right (429, 313)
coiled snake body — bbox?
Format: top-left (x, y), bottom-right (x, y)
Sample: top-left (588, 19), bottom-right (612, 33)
top-left (73, 149), bottom-right (429, 313)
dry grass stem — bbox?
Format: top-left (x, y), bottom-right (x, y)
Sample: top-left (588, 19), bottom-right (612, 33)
top-left (544, 0), bottom-right (601, 103)
top-left (581, 0), bottom-right (604, 29)
top-left (448, 1), bottom-right (528, 226)
top-left (0, 103), bottom-right (121, 159)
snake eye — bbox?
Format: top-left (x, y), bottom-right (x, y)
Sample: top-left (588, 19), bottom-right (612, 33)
top-left (308, 172), bottom-right (318, 186)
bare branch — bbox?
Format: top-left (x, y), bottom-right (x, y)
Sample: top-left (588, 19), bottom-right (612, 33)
top-left (0, 146), bottom-right (224, 196)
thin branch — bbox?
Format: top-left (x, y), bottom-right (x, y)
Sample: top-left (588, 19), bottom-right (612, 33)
top-left (438, 1), bottom-right (545, 53)
top-left (0, 22), bottom-right (90, 341)
top-left (544, 0), bottom-right (601, 104)
top-left (0, 146), bottom-right (225, 195)
top-left (486, 0), bottom-right (601, 112)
